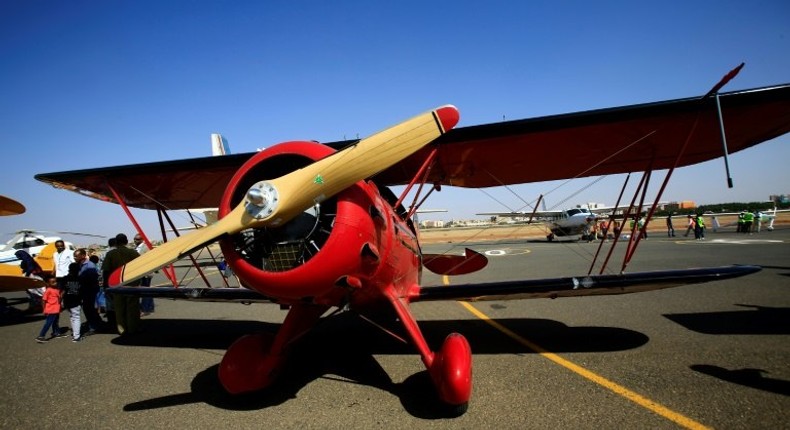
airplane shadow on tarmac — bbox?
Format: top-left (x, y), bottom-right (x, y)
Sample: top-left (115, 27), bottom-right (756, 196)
top-left (120, 313), bottom-right (648, 418)
top-left (666, 301), bottom-right (790, 397)
top-left (0, 297), bottom-right (45, 327)
top-left (690, 365), bottom-right (790, 397)
top-left (664, 304), bottom-right (790, 335)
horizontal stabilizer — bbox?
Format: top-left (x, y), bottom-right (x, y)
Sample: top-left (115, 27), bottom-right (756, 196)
top-left (415, 265), bottom-right (760, 302)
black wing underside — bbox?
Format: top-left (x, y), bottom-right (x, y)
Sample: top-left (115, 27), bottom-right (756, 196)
top-left (108, 265), bottom-right (760, 303)
top-left (108, 286), bottom-right (275, 303)
top-left (415, 265), bottom-right (760, 302)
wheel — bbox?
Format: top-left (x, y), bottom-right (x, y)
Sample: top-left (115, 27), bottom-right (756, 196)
top-left (432, 333), bottom-right (472, 412)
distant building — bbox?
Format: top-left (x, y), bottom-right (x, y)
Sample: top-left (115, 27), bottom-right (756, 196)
top-left (769, 194), bottom-right (789, 204)
top-left (665, 200), bottom-right (696, 210)
top-left (419, 220), bottom-right (445, 229)
top-left (447, 219), bottom-right (492, 228)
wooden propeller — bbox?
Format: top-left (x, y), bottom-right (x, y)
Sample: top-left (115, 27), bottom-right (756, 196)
top-left (110, 105), bottom-right (459, 285)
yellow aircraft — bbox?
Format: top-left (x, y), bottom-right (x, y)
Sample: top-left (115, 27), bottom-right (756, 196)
top-left (0, 196), bottom-right (50, 292)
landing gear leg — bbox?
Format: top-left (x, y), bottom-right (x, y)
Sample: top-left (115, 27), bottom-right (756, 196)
top-left (384, 286), bottom-right (472, 415)
top-left (218, 303), bottom-right (328, 394)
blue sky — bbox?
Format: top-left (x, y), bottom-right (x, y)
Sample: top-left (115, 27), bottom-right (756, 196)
top-left (1, 1), bottom-right (788, 244)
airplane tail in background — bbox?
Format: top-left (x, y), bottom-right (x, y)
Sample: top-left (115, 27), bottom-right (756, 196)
top-left (766, 207), bottom-right (777, 231)
top-left (211, 133), bottom-right (231, 156)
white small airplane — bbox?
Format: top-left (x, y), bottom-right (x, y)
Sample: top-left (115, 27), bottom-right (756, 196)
top-left (479, 203), bottom-right (638, 241)
top-left (0, 230), bottom-right (76, 266)
top-left (676, 207), bottom-right (788, 232)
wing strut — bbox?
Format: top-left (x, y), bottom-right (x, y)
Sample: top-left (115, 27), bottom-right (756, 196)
top-left (704, 62), bottom-right (744, 189)
top-left (622, 168), bottom-right (653, 270)
top-left (527, 194), bottom-right (544, 224)
top-left (156, 207), bottom-right (229, 288)
top-left (592, 65), bottom-right (746, 274)
top-left (715, 93), bottom-right (734, 188)
top-left (594, 170), bottom-right (647, 274)
top-left (395, 147), bottom-right (438, 216)
top-left (588, 174), bottom-right (630, 275)
top-left (106, 183), bottom-right (178, 286)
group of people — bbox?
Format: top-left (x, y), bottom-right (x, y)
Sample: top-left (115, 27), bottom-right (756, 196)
top-left (36, 244), bottom-right (101, 342)
top-left (678, 214), bottom-right (707, 240)
top-left (580, 219), bottom-right (614, 242)
top-left (665, 209), bottom-right (769, 240)
top-left (33, 233), bottom-right (155, 343)
top-left (736, 210), bottom-right (763, 234)
top-left (583, 217), bottom-right (649, 242)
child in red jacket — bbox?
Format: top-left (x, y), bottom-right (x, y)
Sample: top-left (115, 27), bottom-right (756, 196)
top-left (35, 276), bottom-right (67, 343)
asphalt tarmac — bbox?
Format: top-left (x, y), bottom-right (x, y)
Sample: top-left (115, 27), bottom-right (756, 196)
top-left (1, 227), bottom-right (788, 429)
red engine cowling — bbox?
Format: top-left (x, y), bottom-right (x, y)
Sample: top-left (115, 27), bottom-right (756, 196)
top-left (217, 141), bottom-right (385, 305)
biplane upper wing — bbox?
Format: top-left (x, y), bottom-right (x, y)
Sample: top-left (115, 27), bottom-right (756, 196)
top-left (375, 84), bottom-right (790, 188)
top-left (35, 84), bottom-right (790, 210)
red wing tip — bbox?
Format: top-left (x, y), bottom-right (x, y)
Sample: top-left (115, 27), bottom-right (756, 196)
top-left (109, 267), bottom-right (123, 287)
top-left (436, 105), bottom-right (460, 132)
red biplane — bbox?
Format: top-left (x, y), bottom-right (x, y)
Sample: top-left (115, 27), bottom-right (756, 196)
top-left (35, 69), bottom-right (790, 414)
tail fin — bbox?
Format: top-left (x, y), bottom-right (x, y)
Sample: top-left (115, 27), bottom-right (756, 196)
top-left (767, 207), bottom-right (777, 231)
top-left (211, 133), bottom-right (231, 156)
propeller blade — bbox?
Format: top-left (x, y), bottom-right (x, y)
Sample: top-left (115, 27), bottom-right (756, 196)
top-left (110, 105), bottom-right (460, 286)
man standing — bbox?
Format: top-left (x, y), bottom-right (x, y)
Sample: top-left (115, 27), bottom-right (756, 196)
top-left (49, 240), bottom-right (74, 327)
top-left (666, 212), bottom-right (675, 237)
top-left (102, 237), bottom-right (117, 329)
top-left (102, 234), bottom-right (141, 335)
top-left (74, 248), bottom-right (102, 335)
top-left (742, 210), bottom-right (754, 234)
top-left (134, 234), bottom-right (155, 316)
top-left (53, 240), bottom-right (75, 290)
top-left (695, 214), bottom-right (706, 240)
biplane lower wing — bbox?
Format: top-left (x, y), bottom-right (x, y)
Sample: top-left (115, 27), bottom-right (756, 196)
top-left (415, 265), bottom-right (760, 302)
top-left (109, 286), bottom-right (273, 303)
top-left (108, 265), bottom-right (760, 303)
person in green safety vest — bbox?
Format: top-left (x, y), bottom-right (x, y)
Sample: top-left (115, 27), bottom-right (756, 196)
top-left (742, 210), bottom-right (754, 234)
top-left (694, 214), bottom-right (706, 240)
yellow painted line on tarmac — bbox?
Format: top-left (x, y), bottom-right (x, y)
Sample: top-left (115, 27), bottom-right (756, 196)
top-left (454, 297), bottom-right (711, 430)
